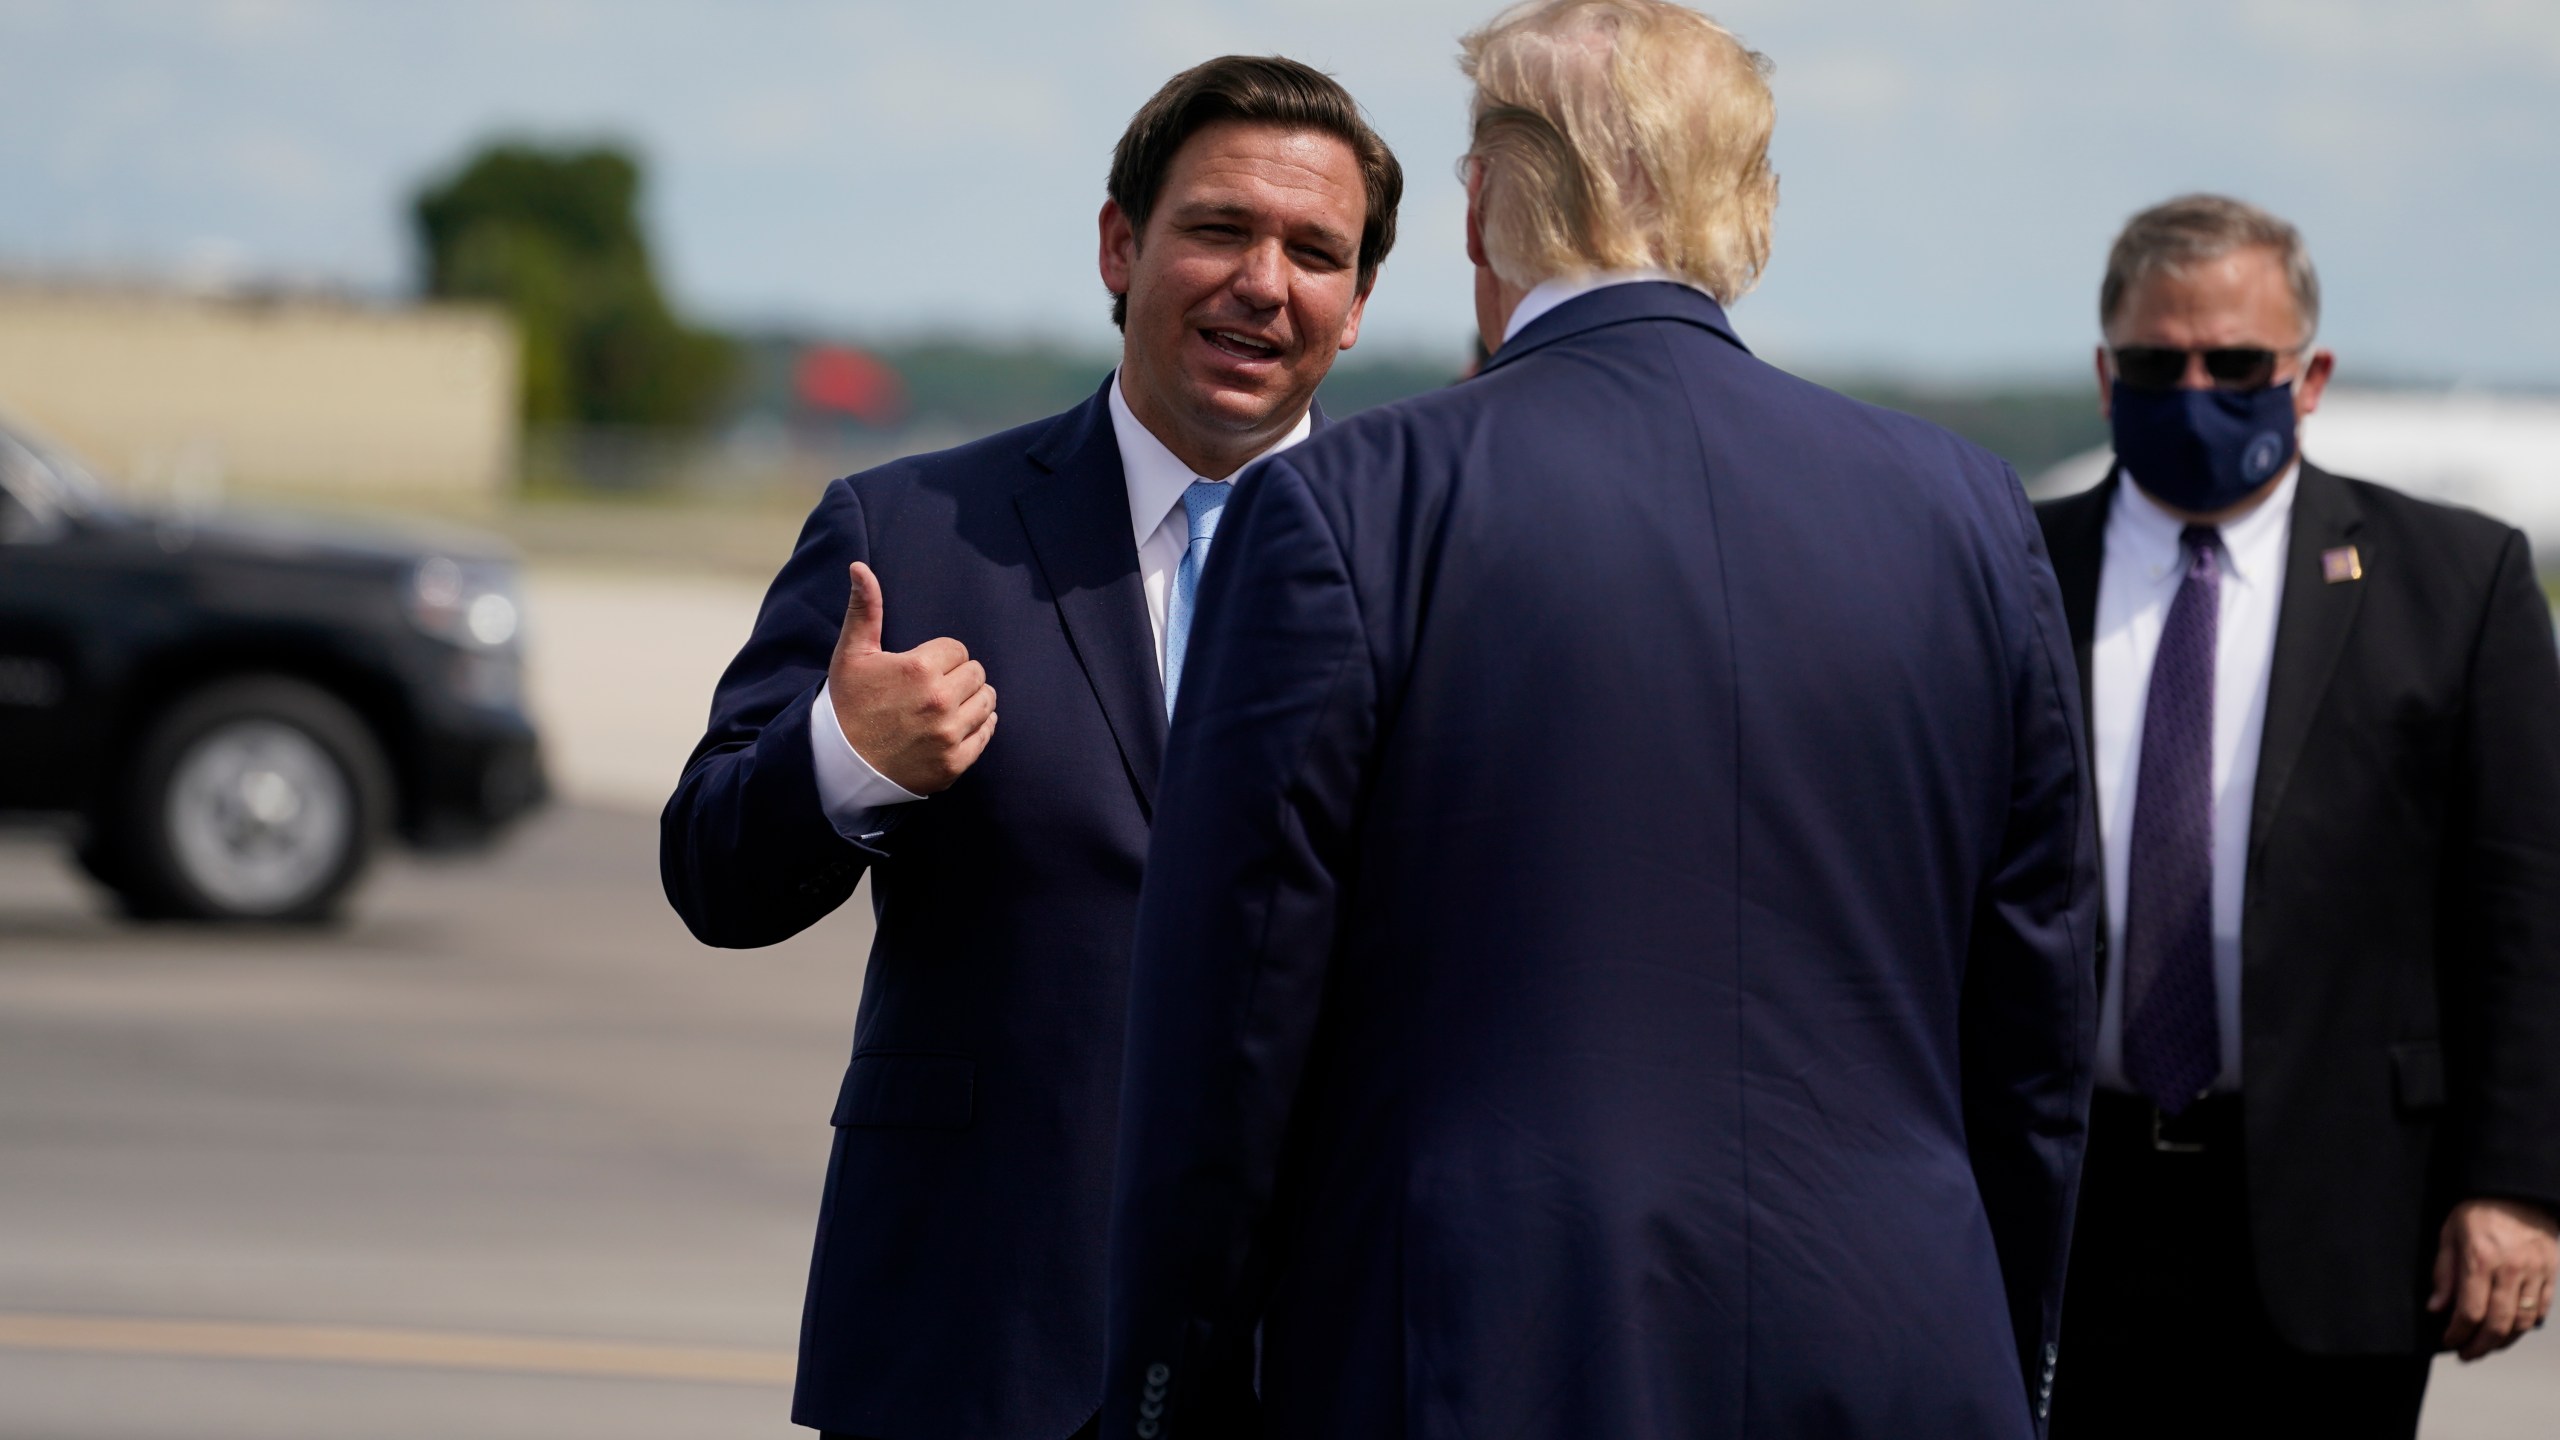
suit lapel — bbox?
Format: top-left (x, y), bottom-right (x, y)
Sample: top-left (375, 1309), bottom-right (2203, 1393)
top-left (2248, 462), bottom-right (2365, 862)
top-left (1009, 386), bottom-right (1339, 819)
top-left (2037, 474), bottom-right (2116, 987)
top-left (2041, 472), bottom-right (2114, 749)
top-left (1015, 388), bottom-right (1166, 815)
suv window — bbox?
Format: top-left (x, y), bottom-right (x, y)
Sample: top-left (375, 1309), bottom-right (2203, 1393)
top-left (0, 425), bottom-right (98, 544)
top-left (0, 464), bottom-right (51, 544)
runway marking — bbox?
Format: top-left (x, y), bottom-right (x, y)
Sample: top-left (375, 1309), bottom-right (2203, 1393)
top-left (0, 1312), bottom-right (793, 1385)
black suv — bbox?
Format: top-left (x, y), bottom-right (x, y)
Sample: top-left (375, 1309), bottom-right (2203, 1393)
top-left (0, 419), bottom-right (544, 920)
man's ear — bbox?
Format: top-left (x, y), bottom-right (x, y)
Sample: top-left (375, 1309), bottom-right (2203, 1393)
top-left (1338, 278), bottom-right (1371, 353)
top-left (1464, 162), bottom-right (1490, 270)
top-left (2093, 344), bottom-right (2112, 420)
top-left (1099, 199), bottom-right (1137, 301)
top-left (2295, 347), bottom-right (2337, 420)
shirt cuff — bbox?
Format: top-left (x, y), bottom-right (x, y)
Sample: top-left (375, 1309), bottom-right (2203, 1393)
top-left (810, 683), bottom-right (926, 840)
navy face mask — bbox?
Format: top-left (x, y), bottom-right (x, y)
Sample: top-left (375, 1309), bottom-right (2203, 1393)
top-left (2109, 380), bottom-right (2297, 514)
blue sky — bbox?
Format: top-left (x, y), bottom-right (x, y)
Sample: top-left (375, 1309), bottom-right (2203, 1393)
top-left (4, 0), bottom-right (2555, 383)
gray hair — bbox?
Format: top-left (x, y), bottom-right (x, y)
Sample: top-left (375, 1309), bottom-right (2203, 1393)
top-left (2100, 193), bottom-right (2321, 342)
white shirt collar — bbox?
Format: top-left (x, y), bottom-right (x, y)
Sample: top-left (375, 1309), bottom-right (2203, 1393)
top-left (1501, 268), bottom-right (1707, 346)
top-left (2113, 461), bottom-right (2300, 587)
top-left (1108, 369), bottom-right (1312, 551)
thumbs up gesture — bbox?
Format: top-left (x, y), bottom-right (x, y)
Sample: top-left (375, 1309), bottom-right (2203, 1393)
top-left (828, 562), bottom-right (998, 794)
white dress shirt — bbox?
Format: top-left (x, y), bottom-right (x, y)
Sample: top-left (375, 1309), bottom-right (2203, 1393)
top-left (807, 370), bottom-right (1311, 839)
top-left (1113, 370), bottom-right (1312, 673)
top-left (1501, 268), bottom-right (1704, 346)
top-left (2090, 465), bottom-right (2298, 1094)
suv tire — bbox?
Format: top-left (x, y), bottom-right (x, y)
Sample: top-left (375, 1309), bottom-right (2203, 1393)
top-left (102, 677), bottom-right (391, 922)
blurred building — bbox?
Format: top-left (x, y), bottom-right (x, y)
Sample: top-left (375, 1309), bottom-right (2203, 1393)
top-left (2031, 388), bottom-right (2560, 561)
top-left (0, 276), bottom-right (516, 503)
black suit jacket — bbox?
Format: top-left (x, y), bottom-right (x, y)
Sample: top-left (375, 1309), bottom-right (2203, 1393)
top-left (2038, 462), bottom-right (2560, 1354)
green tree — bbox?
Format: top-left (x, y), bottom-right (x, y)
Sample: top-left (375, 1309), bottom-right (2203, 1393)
top-left (413, 142), bottom-right (734, 427)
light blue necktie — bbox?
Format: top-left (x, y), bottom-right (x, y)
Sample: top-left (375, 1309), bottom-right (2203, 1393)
top-left (1163, 479), bottom-right (1231, 718)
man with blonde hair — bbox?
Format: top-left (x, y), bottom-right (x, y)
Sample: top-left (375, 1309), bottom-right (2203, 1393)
top-left (1101, 4), bottom-right (2097, 1436)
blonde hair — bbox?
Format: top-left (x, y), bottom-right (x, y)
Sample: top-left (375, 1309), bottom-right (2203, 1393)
top-left (1459, 0), bottom-right (1777, 302)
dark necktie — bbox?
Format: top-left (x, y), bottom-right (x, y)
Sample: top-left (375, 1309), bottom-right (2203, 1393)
top-left (2123, 524), bottom-right (2222, 1114)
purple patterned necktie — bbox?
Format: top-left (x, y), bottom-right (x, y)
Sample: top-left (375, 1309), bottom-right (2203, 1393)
top-left (2123, 524), bottom-right (2223, 1115)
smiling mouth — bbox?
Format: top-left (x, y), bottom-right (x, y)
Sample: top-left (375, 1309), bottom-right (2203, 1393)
top-left (1202, 329), bottom-right (1282, 362)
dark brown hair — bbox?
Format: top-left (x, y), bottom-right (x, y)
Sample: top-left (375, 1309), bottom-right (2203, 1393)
top-left (1105, 55), bottom-right (1403, 329)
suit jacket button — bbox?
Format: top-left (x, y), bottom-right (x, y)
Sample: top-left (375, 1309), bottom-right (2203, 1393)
top-left (1147, 1362), bottom-right (1172, 1386)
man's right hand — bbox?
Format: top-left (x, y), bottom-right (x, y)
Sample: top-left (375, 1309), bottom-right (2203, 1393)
top-left (828, 561), bottom-right (997, 794)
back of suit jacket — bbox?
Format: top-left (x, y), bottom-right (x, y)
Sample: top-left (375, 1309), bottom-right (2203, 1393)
top-left (1106, 284), bottom-right (2099, 1440)
top-left (2038, 467), bottom-right (2560, 1353)
top-left (664, 386), bottom-right (1169, 1439)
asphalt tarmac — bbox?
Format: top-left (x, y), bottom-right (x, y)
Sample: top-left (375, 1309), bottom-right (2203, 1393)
top-left (0, 804), bottom-right (869, 1440)
top-left (0, 556), bottom-right (2550, 1437)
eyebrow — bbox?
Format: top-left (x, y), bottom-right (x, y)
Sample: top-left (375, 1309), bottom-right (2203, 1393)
top-left (1165, 200), bottom-right (1353, 255)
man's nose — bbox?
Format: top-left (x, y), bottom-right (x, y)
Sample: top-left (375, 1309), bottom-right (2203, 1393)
top-left (2182, 351), bottom-right (2215, 389)
top-left (1232, 240), bottom-right (1287, 307)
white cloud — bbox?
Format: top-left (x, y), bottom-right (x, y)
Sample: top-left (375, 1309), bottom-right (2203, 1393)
top-left (38, 65), bottom-right (180, 181)
top-left (0, 0), bottom-right (2548, 380)
top-left (2240, 0), bottom-right (2560, 76)
top-left (494, 0), bottom-right (610, 46)
top-left (207, 0), bottom-right (322, 44)
top-left (712, 88), bottom-right (840, 165)
top-left (220, 126), bottom-right (334, 203)
top-left (1780, 52), bottom-right (1916, 124)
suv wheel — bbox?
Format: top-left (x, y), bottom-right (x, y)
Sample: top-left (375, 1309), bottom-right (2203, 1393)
top-left (104, 677), bottom-right (391, 922)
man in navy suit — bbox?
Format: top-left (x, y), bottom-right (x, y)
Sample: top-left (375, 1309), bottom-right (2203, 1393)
top-left (660, 57), bottom-right (1401, 1440)
top-left (1103, 4), bottom-right (2098, 1437)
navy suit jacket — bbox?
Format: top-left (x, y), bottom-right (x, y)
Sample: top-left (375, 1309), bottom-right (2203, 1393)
top-left (663, 381), bottom-right (1321, 1438)
top-left (1103, 285), bottom-right (2101, 1440)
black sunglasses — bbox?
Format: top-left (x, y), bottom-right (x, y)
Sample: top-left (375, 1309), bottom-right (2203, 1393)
top-left (2111, 345), bottom-right (2295, 393)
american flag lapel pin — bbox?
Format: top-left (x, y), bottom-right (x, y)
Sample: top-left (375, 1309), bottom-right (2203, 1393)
top-left (2321, 545), bottom-right (2363, 583)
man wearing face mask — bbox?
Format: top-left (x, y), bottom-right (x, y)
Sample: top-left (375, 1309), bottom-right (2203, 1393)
top-left (2037, 194), bottom-right (2560, 1438)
